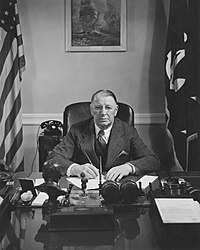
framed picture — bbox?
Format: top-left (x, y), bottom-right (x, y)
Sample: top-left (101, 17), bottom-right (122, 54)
top-left (65, 0), bottom-right (126, 52)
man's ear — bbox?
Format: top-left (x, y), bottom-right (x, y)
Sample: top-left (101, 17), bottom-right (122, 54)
top-left (114, 105), bottom-right (119, 116)
top-left (90, 104), bottom-right (94, 116)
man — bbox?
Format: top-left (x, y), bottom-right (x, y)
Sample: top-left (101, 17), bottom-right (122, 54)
top-left (47, 89), bottom-right (160, 181)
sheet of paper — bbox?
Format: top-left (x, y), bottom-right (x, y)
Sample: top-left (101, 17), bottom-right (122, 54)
top-left (67, 175), bottom-right (106, 190)
top-left (31, 187), bottom-right (67, 207)
top-left (34, 175), bottom-right (157, 192)
top-left (136, 175), bottom-right (158, 189)
top-left (32, 192), bottom-right (48, 206)
top-left (0, 196), bottom-right (3, 205)
top-left (67, 175), bottom-right (157, 190)
top-left (34, 178), bottom-right (45, 186)
top-left (155, 198), bottom-right (200, 223)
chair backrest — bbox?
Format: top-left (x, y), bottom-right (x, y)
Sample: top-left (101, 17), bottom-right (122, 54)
top-left (63, 102), bottom-right (134, 135)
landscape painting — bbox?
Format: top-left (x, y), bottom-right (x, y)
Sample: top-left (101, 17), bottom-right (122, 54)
top-left (65, 0), bottom-right (126, 52)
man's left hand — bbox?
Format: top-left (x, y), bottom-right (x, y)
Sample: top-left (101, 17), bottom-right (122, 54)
top-left (106, 164), bottom-right (132, 182)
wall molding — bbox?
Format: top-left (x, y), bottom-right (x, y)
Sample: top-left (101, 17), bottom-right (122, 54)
top-left (22, 113), bottom-right (165, 126)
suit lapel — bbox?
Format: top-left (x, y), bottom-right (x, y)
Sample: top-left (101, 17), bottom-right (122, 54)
top-left (105, 119), bottom-right (126, 169)
top-left (78, 119), bottom-right (126, 170)
top-left (79, 120), bottom-right (99, 167)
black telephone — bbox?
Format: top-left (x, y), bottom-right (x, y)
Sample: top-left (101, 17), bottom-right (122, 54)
top-left (41, 120), bottom-right (63, 136)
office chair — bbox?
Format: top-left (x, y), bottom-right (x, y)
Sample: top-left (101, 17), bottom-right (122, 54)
top-left (63, 102), bottom-right (134, 135)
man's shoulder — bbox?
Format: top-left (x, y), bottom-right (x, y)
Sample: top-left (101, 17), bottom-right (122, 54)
top-left (114, 117), bottom-right (134, 129)
top-left (71, 117), bottom-right (93, 130)
top-left (113, 118), bottom-right (136, 135)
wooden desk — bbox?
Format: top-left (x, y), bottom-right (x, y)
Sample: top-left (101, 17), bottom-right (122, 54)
top-left (1, 171), bottom-right (200, 250)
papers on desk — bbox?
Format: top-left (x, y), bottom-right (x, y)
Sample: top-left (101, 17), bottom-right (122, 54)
top-left (32, 192), bottom-right (48, 206)
top-left (155, 198), bottom-right (200, 224)
top-left (67, 174), bottom-right (158, 191)
top-left (67, 175), bottom-right (106, 190)
top-left (136, 175), bottom-right (158, 190)
top-left (0, 196), bottom-right (3, 205)
top-left (31, 178), bottom-right (46, 206)
top-left (34, 178), bottom-right (44, 186)
top-left (31, 179), bottom-right (67, 206)
top-left (30, 175), bottom-right (158, 205)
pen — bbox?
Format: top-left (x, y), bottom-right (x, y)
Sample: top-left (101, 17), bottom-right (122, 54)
top-left (99, 156), bottom-right (102, 183)
top-left (99, 156), bottom-right (103, 196)
top-left (84, 150), bottom-right (99, 179)
top-left (84, 150), bottom-right (93, 165)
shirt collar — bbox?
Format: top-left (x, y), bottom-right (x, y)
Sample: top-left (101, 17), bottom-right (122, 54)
top-left (94, 124), bottom-right (113, 143)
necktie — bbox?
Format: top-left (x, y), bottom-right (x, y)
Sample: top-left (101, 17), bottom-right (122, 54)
top-left (96, 130), bottom-right (107, 154)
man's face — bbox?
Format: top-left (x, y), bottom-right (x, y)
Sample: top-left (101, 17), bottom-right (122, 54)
top-left (90, 93), bottom-right (118, 130)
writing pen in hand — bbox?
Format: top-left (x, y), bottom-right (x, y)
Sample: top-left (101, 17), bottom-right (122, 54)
top-left (84, 150), bottom-right (93, 165)
top-left (83, 150), bottom-right (98, 177)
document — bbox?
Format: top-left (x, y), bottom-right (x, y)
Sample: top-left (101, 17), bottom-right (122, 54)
top-left (67, 175), bottom-right (106, 190)
top-left (0, 196), bottom-right (3, 205)
top-left (34, 178), bottom-right (44, 186)
top-left (32, 179), bottom-right (67, 206)
top-left (35, 175), bottom-right (158, 191)
top-left (136, 175), bottom-right (158, 190)
top-left (155, 198), bottom-right (200, 223)
top-left (67, 174), bottom-right (158, 190)
top-left (32, 192), bottom-right (48, 206)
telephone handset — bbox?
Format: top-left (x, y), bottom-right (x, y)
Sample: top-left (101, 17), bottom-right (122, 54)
top-left (41, 120), bottom-right (63, 136)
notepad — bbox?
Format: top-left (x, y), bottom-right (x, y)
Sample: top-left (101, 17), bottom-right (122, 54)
top-left (155, 198), bottom-right (200, 223)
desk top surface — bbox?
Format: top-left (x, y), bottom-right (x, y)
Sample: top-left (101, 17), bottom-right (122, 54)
top-left (1, 171), bottom-right (200, 250)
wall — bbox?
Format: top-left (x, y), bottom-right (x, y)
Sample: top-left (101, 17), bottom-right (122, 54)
top-left (18, 0), bottom-right (175, 172)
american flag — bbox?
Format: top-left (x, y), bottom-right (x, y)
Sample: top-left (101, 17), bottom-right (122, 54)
top-left (0, 204), bottom-right (28, 250)
top-left (165, 0), bottom-right (200, 171)
top-left (0, 0), bottom-right (25, 172)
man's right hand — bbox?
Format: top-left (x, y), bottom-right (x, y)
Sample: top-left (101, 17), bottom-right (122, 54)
top-left (71, 163), bottom-right (99, 179)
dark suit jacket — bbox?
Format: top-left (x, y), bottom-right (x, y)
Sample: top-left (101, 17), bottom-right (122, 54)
top-left (47, 118), bottom-right (160, 176)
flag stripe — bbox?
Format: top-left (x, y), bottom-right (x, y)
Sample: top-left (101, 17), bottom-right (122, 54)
top-left (16, 156), bottom-right (24, 172)
top-left (17, 33), bottom-right (23, 46)
top-left (0, 29), bottom-right (7, 51)
top-left (0, 32), bottom-right (14, 75)
top-left (7, 126), bottom-right (23, 167)
top-left (0, 89), bottom-right (21, 157)
top-left (0, 77), bottom-right (18, 153)
top-left (0, 0), bottom-right (25, 172)
top-left (0, 44), bottom-right (18, 124)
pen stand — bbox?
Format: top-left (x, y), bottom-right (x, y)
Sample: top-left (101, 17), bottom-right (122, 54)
top-left (35, 181), bottom-right (66, 213)
top-left (35, 161), bottom-right (67, 213)
top-left (80, 172), bottom-right (88, 198)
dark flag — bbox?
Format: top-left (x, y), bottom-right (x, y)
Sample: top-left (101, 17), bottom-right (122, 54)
top-left (165, 0), bottom-right (200, 171)
top-left (0, 0), bottom-right (25, 172)
top-left (0, 206), bottom-right (28, 249)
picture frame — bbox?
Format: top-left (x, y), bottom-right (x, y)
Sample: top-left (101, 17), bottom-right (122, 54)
top-left (65, 0), bottom-right (127, 52)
